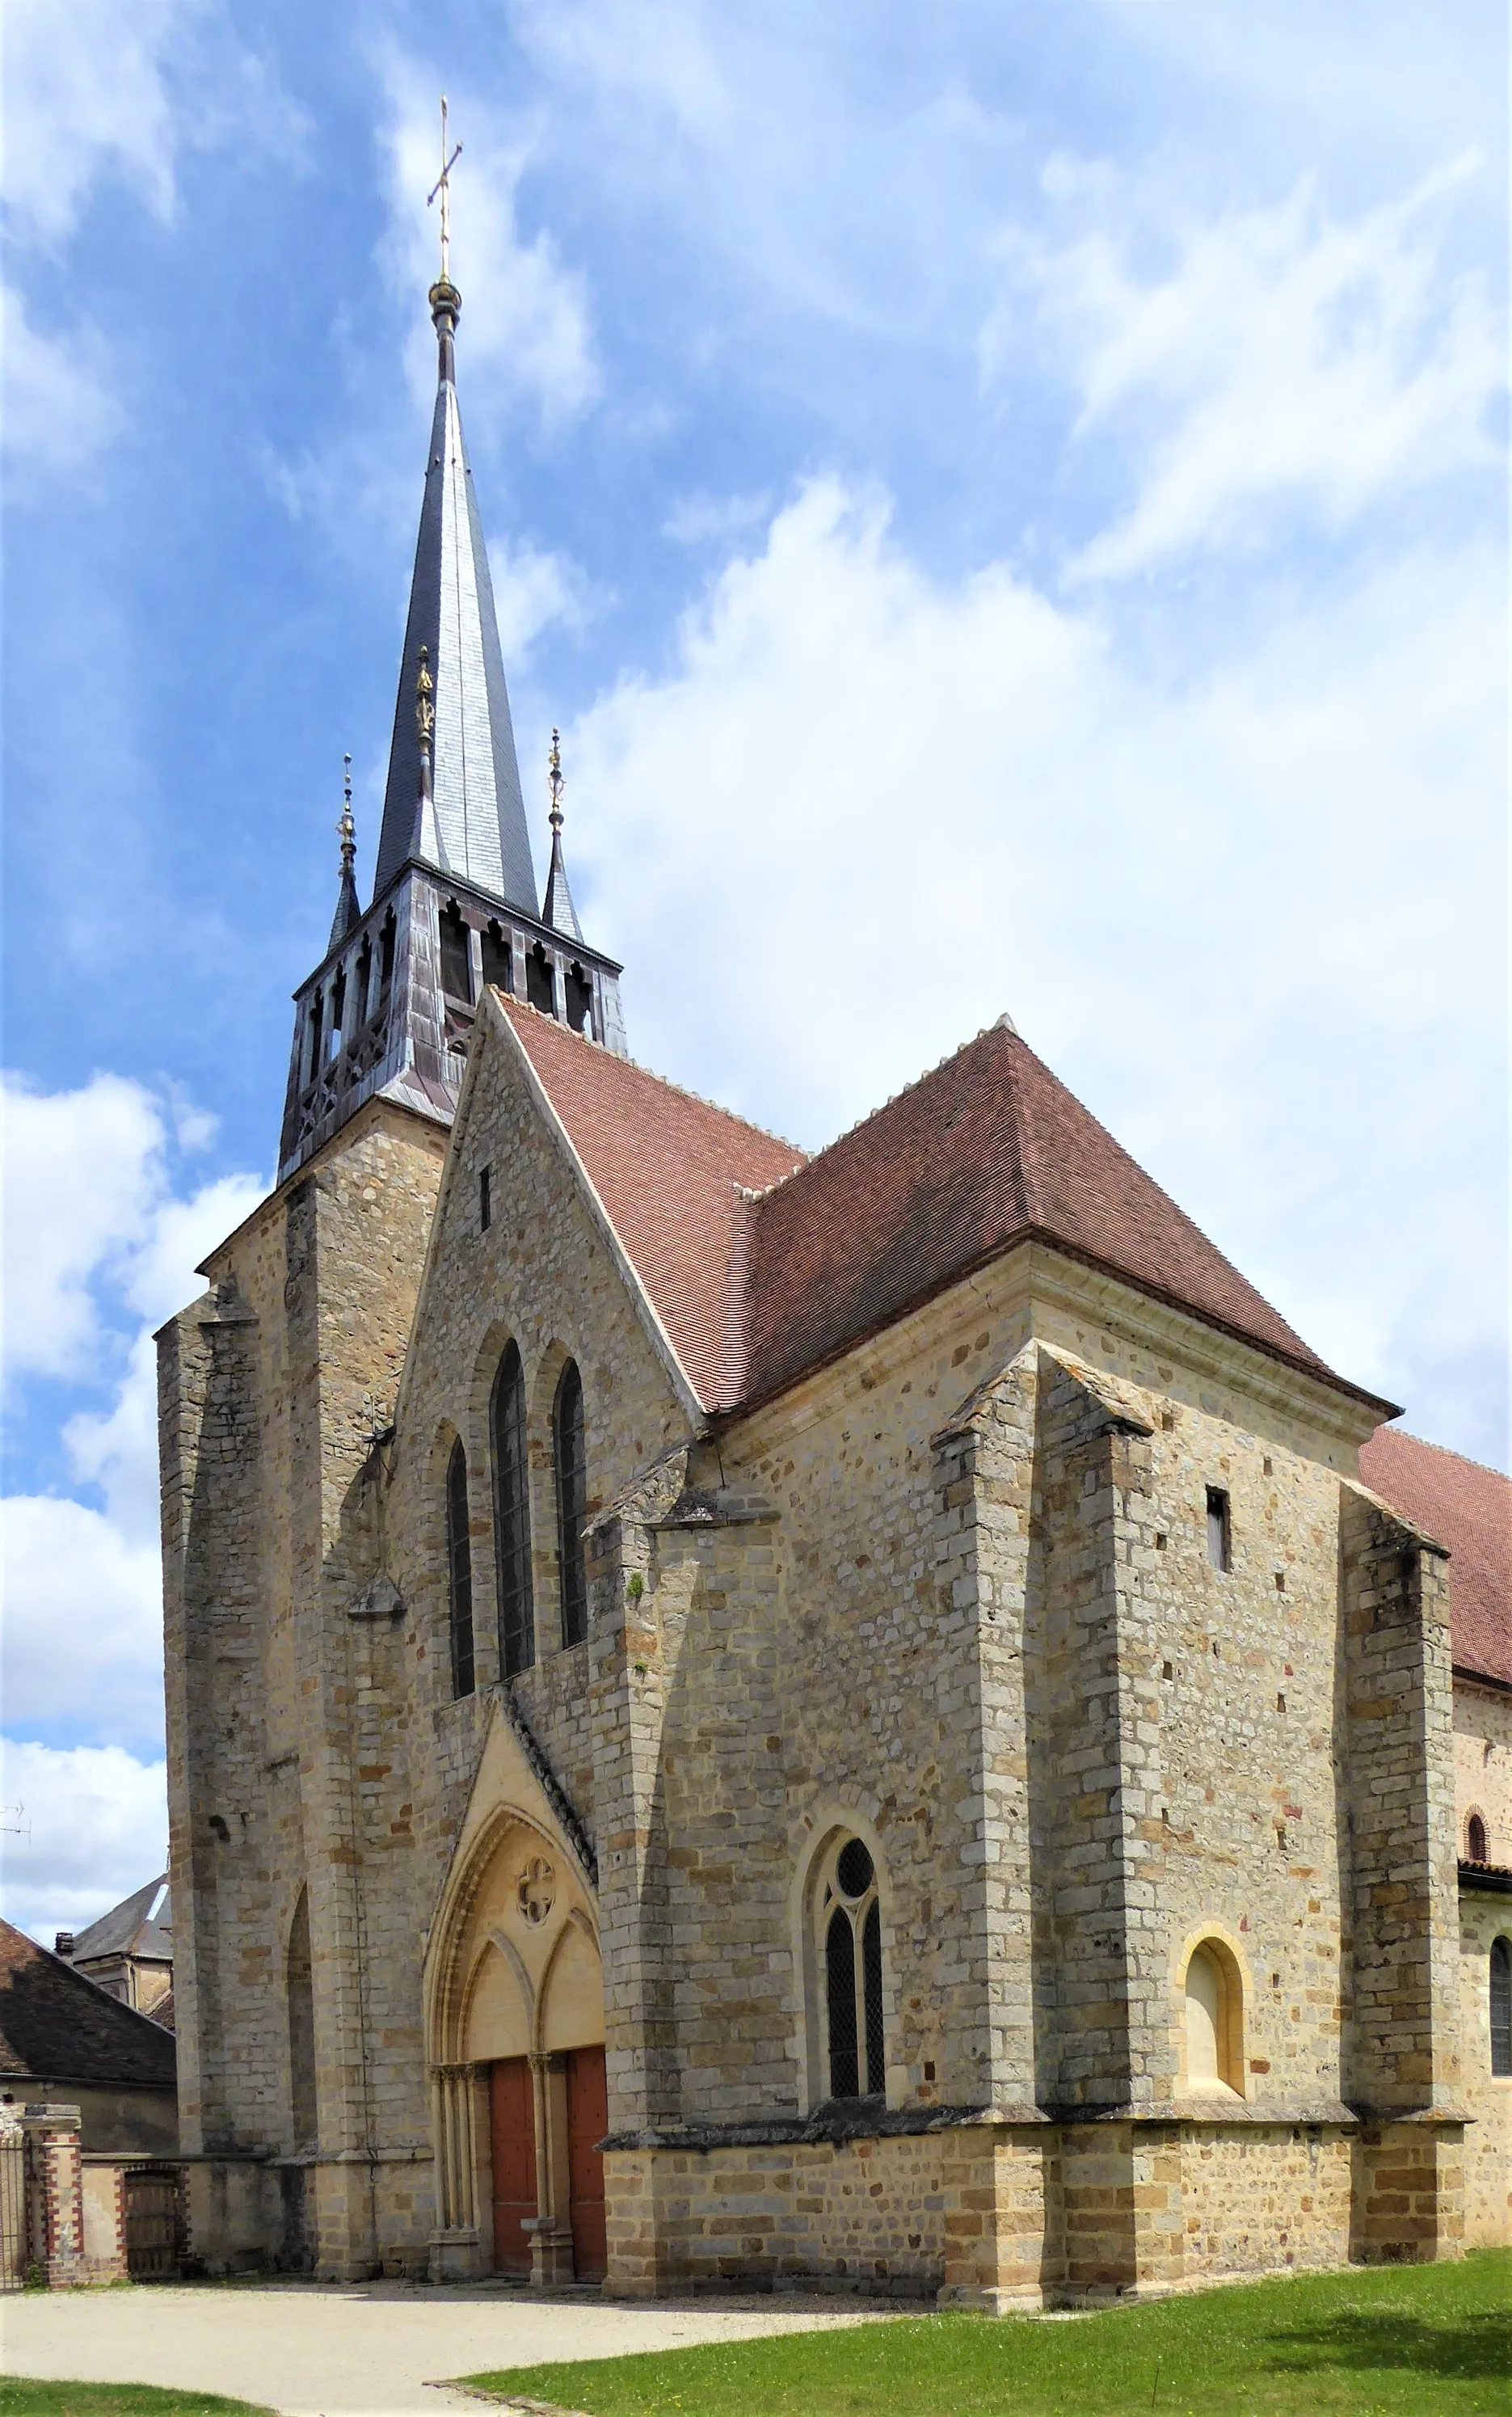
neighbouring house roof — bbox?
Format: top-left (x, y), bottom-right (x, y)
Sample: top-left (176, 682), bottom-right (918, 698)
top-left (497, 1001), bottom-right (1389, 1421)
top-left (0, 1920), bottom-right (177, 2091)
top-left (1359, 1427), bottom-right (1512, 1689)
top-left (69, 1875), bottom-right (171, 1968)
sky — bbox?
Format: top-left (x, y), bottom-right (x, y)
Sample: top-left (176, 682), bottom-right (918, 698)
top-left (1, 0), bottom-right (1506, 1939)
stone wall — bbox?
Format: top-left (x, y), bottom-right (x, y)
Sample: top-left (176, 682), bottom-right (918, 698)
top-left (1455, 1679), bottom-right (1511, 1866)
top-left (1458, 1887), bottom-right (1512, 2246)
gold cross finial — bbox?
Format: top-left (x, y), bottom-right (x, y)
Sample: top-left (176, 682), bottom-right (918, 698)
top-left (427, 96), bottom-right (463, 284)
top-left (548, 728), bottom-right (564, 833)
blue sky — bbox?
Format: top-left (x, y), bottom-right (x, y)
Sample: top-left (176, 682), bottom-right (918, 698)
top-left (2, 0), bottom-right (1506, 1934)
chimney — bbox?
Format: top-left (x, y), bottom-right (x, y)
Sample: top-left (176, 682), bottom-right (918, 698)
top-left (53, 1934), bottom-right (74, 1959)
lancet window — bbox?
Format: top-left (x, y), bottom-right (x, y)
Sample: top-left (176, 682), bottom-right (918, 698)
top-left (491, 1342), bottom-right (533, 1676)
top-left (440, 901), bottom-right (472, 1002)
top-left (445, 1439), bottom-right (474, 1698)
top-left (554, 1360), bottom-right (588, 1648)
top-left (816, 1834), bottom-right (885, 2101)
top-left (1492, 1938), bottom-right (1511, 2078)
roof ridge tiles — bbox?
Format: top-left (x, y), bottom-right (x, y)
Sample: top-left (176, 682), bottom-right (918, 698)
top-left (1385, 1428), bottom-right (1510, 1484)
top-left (495, 993), bottom-right (807, 1159)
top-left (735, 1021), bottom-right (1013, 1199)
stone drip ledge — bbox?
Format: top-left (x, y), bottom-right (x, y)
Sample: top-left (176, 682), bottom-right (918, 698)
top-left (602, 2099), bottom-right (1048, 2153)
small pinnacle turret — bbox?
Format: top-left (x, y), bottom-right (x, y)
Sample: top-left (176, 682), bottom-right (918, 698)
top-left (328, 754), bottom-right (360, 948)
top-left (542, 728), bottom-right (583, 942)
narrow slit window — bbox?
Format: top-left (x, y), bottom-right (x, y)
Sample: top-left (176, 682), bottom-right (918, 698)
top-left (554, 1360), bottom-right (588, 1648)
top-left (1206, 1487), bottom-right (1231, 1572)
top-left (1490, 1937), bottom-right (1511, 2077)
top-left (491, 1342), bottom-right (533, 1676)
top-left (355, 937), bottom-right (373, 1023)
top-left (305, 990), bottom-right (324, 1084)
top-left (479, 1166), bottom-right (491, 1233)
top-left (445, 1440), bottom-right (474, 1699)
top-left (328, 964), bottom-right (347, 1059)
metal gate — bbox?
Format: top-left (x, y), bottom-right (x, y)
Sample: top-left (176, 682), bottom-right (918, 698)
top-left (0, 2118), bottom-right (25, 2290)
top-left (124, 2166), bottom-right (180, 2280)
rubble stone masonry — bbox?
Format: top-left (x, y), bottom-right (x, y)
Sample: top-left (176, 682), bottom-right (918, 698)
top-left (159, 1005), bottom-right (1497, 2294)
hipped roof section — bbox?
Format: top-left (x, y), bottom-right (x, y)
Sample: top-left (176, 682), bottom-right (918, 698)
top-left (496, 1001), bottom-right (1388, 1422)
top-left (1358, 1427), bottom-right (1512, 1689)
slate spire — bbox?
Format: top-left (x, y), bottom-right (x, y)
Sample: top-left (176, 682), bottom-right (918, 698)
top-left (371, 276), bottom-right (538, 913)
top-left (541, 728), bottom-right (583, 943)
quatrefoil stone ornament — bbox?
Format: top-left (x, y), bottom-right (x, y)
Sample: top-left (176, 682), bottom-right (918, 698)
top-left (516, 1856), bottom-right (555, 1927)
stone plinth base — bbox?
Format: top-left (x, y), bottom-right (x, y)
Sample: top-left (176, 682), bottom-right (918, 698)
top-left (603, 2110), bottom-right (1468, 2308)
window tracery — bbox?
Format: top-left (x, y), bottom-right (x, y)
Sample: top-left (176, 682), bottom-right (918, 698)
top-left (815, 1833), bottom-right (885, 2100)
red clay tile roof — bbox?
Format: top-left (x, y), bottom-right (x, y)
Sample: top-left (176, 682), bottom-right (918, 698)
top-left (735, 1019), bottom-right (1362, 1411)
top-left (0, 1918), bottom-right (177, 2090)
top-left (499, 1005), bottom-right (1384, 1427)
top-left (1359, 1428), bottom-right (1512, 1689)
top-left (498, 997), bottom-right (803, 1408)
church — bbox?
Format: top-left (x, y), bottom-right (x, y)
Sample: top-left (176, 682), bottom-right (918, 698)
top-left (158, 255), bottom-right (1511, 2302)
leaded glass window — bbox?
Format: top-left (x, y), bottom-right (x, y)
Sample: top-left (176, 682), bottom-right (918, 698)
top-left (818, 1835), bottom-right (885, 2100)
top-left (491, 1342), bottom-right (533, 1676)
top-left (554, 1360), bottom-right (588, 1648)
top-left (445, 1438), bottom-right (474, 1698)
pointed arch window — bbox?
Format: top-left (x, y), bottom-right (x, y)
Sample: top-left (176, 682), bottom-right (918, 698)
top-left (554, 1360), bottom-right (588, 1648)
top-left (491, 1342), bottom-right (533, 1676)
top-left (1467, 1812), bottom-right (1488, 1866)
top-left (445, 1439), bottom-right (475, 1698)
top-left (305, 990), bottom-right (324, 1085)
top-left (816, 1835), bottom-right (885, 2101)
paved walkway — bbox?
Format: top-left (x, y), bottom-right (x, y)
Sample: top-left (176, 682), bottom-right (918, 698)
top-left (1, 2279), bottom-right (888, 2415)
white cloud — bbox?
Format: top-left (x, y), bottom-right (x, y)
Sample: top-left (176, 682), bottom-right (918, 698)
top-left (0, 0), bottom-right (185, 244)
top-left (2, 1073), bottom-right (166, 1383)
top-left (663, 490), bottom-right (773, 546)
top-left (571, 478), bottom-right (1507, 1464)
top-left (486, 538), bottom-right (600, 664)
top-left (0, 1740), bottom-right (166, 1943)
top-left (375, 56), bottom-right (599, 424)
top-left (2, 1074), bottom-right (264, 1751)
top-left (986, 156), bottom-right (1503, 580)
top-left (1, 285), bottom-right (125, 473)
top-left (2, 1495), bottom-right (166, 1751)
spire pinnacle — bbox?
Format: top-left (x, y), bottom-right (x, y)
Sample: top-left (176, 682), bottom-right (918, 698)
top-left (548, 728), bottom-right (564, 833)
top-left (542, 727), bottom-right (583, 943)
top-left (328, 752), bottom-right (362, 948)
top-left (337, 753), bottom-right (356, 875)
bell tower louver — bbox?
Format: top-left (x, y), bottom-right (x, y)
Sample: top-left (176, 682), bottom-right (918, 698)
top-left (276, 270), bottom-right (627, 1186)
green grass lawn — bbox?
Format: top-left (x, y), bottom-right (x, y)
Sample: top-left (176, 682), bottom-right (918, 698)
top-left (0, 2388), bottom-right (276, 2417)
top-left (462, 2249), bottom-right (1512, 2416)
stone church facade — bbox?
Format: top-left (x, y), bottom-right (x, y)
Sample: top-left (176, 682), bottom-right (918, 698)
top-left (158, 268), bottom-right (1511, 2301)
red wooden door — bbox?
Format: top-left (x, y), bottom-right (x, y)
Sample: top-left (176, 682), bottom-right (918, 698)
top-left (565, 2045), bottom-right (608, 2282)
top-left (489, 2056), bottom-right (537, 2274)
